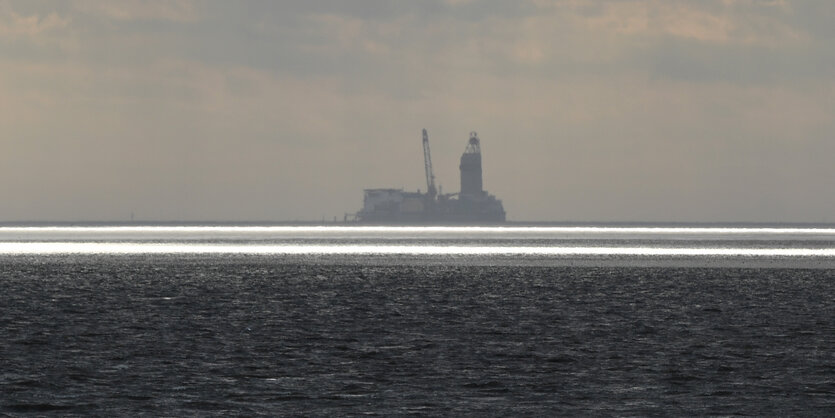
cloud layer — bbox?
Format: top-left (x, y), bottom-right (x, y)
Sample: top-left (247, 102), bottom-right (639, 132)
top-left (1, 0), bottom-right (833, 222)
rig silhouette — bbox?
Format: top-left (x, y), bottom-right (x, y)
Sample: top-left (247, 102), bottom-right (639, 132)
top-left (355, 129), bottom-right (505, 223)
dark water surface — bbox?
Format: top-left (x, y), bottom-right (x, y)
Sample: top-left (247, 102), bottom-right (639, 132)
top-left (2, 256), bottom-right (834, 415)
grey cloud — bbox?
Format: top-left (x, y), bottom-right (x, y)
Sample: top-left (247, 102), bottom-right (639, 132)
top-left (419, 38), bottom-right (830, 91)
top-left (201, 0), bottom-right (543, 22)
top-left (647, 38), bottom-right (835, 84)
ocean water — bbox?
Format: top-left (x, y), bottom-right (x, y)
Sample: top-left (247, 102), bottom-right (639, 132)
top-left (2, 226), bottom-right (835, 415)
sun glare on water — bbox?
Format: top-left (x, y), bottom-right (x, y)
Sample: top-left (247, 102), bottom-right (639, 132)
top-left (0, 226), bottom-right (833, 256)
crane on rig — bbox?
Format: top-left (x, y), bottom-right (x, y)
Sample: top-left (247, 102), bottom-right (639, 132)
top-left (422, 128), bottom-right (437, 199)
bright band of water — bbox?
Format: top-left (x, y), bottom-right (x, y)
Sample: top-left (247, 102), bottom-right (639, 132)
top-left (2, 226), bottom-right (835, 234)
top-left (2, 243), bottom-right (835, 257)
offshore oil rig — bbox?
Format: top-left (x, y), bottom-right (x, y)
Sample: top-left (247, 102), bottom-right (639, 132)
top-left (355, 129), bottom-right (505, 223)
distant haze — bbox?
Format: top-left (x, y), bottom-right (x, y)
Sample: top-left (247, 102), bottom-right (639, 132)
top-left (1, 0), bottom-right (833, 223)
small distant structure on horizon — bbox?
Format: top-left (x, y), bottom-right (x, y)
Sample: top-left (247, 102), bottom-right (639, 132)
top-left (352, 129), bottom-right (505, 224)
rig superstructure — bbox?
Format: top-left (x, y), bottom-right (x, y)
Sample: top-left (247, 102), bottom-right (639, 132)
top-left (356, 129), bottom-right (505, 223)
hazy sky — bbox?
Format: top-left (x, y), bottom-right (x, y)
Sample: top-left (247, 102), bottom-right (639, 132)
top-left (1, 0), bottom-right (833, 222)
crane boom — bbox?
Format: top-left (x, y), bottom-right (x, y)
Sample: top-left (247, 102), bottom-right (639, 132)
top-left (422, 128), bottom-right (437, 199)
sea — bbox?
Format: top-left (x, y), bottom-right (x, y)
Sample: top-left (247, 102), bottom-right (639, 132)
top-left (2, 224), bottom-right (834, 415)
